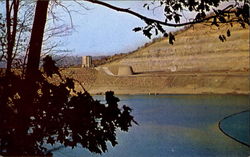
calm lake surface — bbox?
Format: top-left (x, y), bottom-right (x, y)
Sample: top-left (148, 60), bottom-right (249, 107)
top-left (219, 110), bottom-right (250, 146)
top-left (53, 95), bottom-right (250, 157)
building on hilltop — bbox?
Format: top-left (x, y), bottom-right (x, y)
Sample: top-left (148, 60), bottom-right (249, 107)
top-left (82, 56), bottom-right (92, 68)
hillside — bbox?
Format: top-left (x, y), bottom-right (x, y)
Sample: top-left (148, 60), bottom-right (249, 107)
top-left (103, 23), bottom-right (249, 73)
top-left (65, 22), bottom-right (249, 95)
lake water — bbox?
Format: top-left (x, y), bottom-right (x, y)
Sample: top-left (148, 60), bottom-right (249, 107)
top-left (219, 110), bottom-right (250, 146)
top-left (53, 95), bottom-right (250, 157)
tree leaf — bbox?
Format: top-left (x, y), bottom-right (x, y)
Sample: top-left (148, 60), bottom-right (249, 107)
top-left (211, 17), bottom-right (219, 27)
top-left (174, 14), bottom-right (181, 23)
top-left (226, 29), bottom-right (231, 37)
top-left (169, 33), bottom-right (175, 45)
top-left (156, 23), bottom-right (165, 34)
top-left (218, 35), bottom-right (226, 42)
top-left (155, 28), bottom-right (158, 35)
top-left (218, 16), bottom-right (226, 23)
top-left (163, 33), bottom-right (168, 37)
top-left (143, 27), bottom-right (152, 39)
top-left (240, 22), bottom-right (246, 28)
top-left (132, 27), bottom-right (142, 32)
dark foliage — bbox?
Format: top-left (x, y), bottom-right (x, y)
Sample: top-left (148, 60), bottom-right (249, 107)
top-left (0, 56), bottom-right (137, 156)
top-left (135, 0), bottom-right (249, 44)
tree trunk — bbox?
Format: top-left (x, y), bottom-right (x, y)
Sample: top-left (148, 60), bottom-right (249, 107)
top-left (26, 0), bottom-right (49, 80)
top-left (5, 0), bottom-right (20, 76)
top-left (12, 1), bottom-right (50, 154)
top-left (23, 0), bottom-right (49, 135)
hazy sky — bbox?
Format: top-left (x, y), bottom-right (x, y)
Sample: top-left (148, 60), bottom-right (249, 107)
top-left (53, 1), bottom-right (234, 57)
top-left (1, 1), bottom-right (234, 57)
top-left (52, 1), bottom-right (179, 56)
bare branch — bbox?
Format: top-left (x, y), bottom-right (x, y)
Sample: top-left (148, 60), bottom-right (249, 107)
top-left (73, 0), bottom-right (91, 11)
top-left (53, 1), bottom-right (74, 28)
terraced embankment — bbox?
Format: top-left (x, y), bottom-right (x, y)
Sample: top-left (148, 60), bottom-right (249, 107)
top-left (63, 68), bottom-right (249, 95)
top-left (104, 23), bottom-right (249, 73)
top-left (89, 70), bottom-right (249, 95)
top-left (64, 23), bottom-right (249, 95)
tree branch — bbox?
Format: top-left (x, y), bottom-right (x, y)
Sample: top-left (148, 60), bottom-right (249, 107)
top-left (84, 0), bottom-right (236, 27)
top-left (11, 0), bottom-right (20, 60)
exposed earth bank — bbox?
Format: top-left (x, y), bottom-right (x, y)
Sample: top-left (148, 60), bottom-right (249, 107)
top-left (63, 68), bottom-right (249, 95)
top-left (63, 22), bottom-right (249, 95)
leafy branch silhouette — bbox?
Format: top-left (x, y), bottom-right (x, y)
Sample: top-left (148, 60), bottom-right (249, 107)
top-left (0, 56), bottom-right (137, 156)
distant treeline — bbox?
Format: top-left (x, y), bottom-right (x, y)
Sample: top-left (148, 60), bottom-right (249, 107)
top-left (53, 55), bottom-right (111, 68)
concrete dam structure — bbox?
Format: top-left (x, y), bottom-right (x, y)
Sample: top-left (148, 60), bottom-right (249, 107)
top-left (117, 65), bottom-right (134, 76)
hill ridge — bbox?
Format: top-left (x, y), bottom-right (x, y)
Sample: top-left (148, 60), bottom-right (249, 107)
top-left (102, 22), bottom-right (249, 74)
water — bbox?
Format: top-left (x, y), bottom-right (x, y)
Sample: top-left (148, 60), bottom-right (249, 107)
top-left (53, 95), bottom-right (250, 157)
top-left (219, 110), bottom-right (250, 146)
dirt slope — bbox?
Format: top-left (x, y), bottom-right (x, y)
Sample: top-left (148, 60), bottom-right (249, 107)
top-left (104, 23), bottom-right (249, 73)
top-left (68, 23), bottom-right (249, 95)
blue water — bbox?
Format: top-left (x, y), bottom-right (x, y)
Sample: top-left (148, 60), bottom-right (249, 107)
top-left (220, 110), bottom-right (250, 146)
top-left (52, 95), bottom-right (250, 157)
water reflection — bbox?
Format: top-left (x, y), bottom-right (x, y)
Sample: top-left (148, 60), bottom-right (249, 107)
top-left (53, 95), bottom-right (250, 157)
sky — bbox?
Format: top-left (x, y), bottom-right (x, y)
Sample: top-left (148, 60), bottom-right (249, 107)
top-left (1, 1), bottom-right (236, 57)
top-left (51, 1), bottom-right (235, 57)
top-left (51, 1), bottom-right (179, 56)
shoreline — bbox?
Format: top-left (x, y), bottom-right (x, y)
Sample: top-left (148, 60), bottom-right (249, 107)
top-left (92, 92), bottom-right (250, 96)
top-left (90, 91), bottom-right (250, 96)
top-left (64, 68), bottom-right (250, 96)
